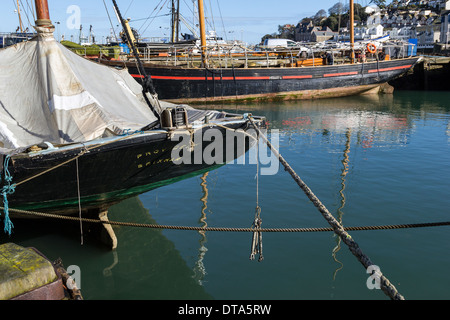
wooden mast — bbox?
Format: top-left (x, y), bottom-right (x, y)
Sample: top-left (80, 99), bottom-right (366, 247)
top-left (16, 0), bottom-right (24, 32)
top-left (171, 0), bottom-right (181, 43)
top-left (171, 0), bottom-right (176, 43)
top-left (35, 0), bottom-right (52, 27)
top-left (197, 0), bottom-right (207, 66)
top-left (349, 0), bottom-right (355, 63)
top-left (176, 0), bottom-right (180, 42)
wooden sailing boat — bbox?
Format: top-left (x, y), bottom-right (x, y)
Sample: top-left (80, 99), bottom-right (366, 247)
top-left (100, 0), bottom-right (421, 103)
top-left (0, 0), bottom-right (264, 235)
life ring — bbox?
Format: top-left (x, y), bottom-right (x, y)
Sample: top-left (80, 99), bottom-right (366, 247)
top-left (367, 43), bottom-right (376, 54)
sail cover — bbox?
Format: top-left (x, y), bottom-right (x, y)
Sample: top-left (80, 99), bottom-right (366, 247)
top-left (0, 26), bottom-right (159, 150)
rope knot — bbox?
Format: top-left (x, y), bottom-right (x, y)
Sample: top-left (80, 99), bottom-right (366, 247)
top-left (1, 155), bottom-right (15, 235)
top-left (250, 206), bottom-right (263, 262)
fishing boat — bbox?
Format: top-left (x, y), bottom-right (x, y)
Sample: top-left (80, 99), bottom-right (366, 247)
top-left (0, 0), bottom-right (264, 234)
top-left (99, 0), bottom-right (422, 103)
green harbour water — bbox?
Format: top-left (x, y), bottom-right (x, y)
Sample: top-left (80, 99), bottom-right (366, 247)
top-left (4, 90), bottom-right (450, 301)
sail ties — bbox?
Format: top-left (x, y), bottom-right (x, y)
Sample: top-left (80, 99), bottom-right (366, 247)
top-left (250, 205), bottom-right (263, 262)
top-left (250, 129), bottom-right (263, 261)
top-left (1, 155), bottom-right (15, 235)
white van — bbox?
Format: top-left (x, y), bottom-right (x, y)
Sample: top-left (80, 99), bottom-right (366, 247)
top-left (263, 38), bottom-right (298, 48)
top-left (262, 38), bottom-right (308, 56)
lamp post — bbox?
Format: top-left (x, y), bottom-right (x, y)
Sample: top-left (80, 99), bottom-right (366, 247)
top-left (55, 21), bottom-right (60, 41)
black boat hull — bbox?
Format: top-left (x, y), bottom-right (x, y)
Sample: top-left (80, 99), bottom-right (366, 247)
top-left (5, 120), bottom-right (259, 216)
top-left (110, 57), bottom-right (421, 103)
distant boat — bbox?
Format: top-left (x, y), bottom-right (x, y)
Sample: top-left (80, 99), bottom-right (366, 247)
top-left (114, 55), bottom-right (421, 103)
top-left (98, 0), bottom-right (421, 104)
top-left (0, 32), bottom-right (35, 49)
top-left (0, 0), bottom-right (264, 234)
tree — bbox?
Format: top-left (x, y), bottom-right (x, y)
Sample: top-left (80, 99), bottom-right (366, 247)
top-left (278, 24), bottom-right (296, 40)
top-left (369, 0), bottom-right (386, 8)
top-left (313, 9), bottom-right (328, 25)
top-left (328, 2), bottom-right (347, 16)
top-left (354, 3), bottom-right (368, 24)
top-left (321, 15), bottom-right (339, 31)
top-left (300, 17), bottom-right (313, 25)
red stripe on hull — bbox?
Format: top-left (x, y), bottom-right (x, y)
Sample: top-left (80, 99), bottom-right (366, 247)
top-left (130, 63), bottom-right (413, 81)
top-left (368, 65), bottom-right (412, 73)
top-left (323, 71), bottom-right (358, 77)
top-left (282, 75), bottom-right (313, 79)
top-left (133, 74), bottom-right (314, 80)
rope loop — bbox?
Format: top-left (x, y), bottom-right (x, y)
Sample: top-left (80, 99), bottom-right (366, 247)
top-left (1, 155), bottom-right (15, 235)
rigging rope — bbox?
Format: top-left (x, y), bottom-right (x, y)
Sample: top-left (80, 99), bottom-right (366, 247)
top-left (139, 0), bottom-right (170, 36)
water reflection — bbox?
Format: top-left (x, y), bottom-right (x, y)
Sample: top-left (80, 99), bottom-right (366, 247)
top-left (203, 93), bottom-right (444, 276)
top-left (192, 172), bottom-right (210, 285)
top-left (107, 197), bottom-right (214, 299)
top-left (332, 128), bottom-right (351, 279)
top-left (447, 119), bottom-right (450, 142)
top-left (8, 197), bottom-right (213, 299)
top-left (278, 105), bottom-right (410, 150)
top-left (6, 92), bottom-right (450, 299)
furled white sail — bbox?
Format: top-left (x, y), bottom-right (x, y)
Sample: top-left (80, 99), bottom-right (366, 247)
top-left (0, 26), bottom-right (159, 149)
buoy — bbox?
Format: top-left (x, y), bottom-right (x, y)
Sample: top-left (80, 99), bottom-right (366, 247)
top-left (367, 43), bottom-right (376, 54)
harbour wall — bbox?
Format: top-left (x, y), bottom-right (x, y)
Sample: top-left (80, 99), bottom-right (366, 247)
top-left (389, 56), bottom-right (450, 91)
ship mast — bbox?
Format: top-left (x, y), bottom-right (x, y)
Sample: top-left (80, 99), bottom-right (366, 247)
top-left (16, 0), bottom-right (24, 32)
top-left (197, 0), bottom-right (207, 66)
top-left (349, 0), bottom-right (355, 63)
top-left (34, 0), bottom-right (53, 28)
top-left (111, 0), bottom-right (161, 122)
top-left (171, 0), bottom-right (180, 43)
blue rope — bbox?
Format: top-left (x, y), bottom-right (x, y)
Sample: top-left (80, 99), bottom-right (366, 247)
top-left (1, 155), bottom-right (15, 235)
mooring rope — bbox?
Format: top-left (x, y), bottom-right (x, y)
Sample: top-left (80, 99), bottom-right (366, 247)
top-left (6, 206), bottom-right (450, 233)
top-left (247, 116), bottom-right (405, 300)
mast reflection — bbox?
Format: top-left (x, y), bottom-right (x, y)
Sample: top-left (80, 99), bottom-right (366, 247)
top-left (332, 128), bottom-right (351, 280)
top-left (193, 172), bottom-right (209, 285)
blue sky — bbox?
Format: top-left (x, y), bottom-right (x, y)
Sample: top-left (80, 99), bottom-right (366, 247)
top-left (1, 0), bottom-right (372, 44)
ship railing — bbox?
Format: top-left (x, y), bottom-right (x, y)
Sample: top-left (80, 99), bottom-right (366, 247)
top-left (135, 43), bottom-right (335, 68)
top-left (72, 40), bottom-right (414, 67)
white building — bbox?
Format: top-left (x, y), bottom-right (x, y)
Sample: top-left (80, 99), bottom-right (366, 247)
top-left (440, 12), bottom-right (450, 44)
top-left (387, 27), bottom-right (416, 41)
top-left (363, 9), bottom-right (385, 40)
top-left (416, 24), bottom-right (441, 48)
top-left (367, 12), bottom-right (382, 25)
top-left (365, 5), bottom-right (381, 15)
top-left (367, 25), bottom-right (385, 39)
top-left (440, 0), bottom-right (450, 10)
